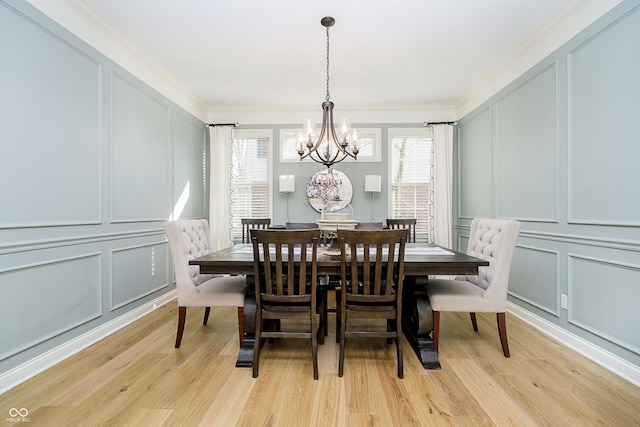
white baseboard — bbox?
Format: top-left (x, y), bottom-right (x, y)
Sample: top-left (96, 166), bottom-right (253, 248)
top-left (507, 301), bottom-right (640, 388)
top-left (0, 290), bottom-right (177, 395)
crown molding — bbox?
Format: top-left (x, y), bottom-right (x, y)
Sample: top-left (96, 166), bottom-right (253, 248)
top-left (207, 103), bottom-right (457, 125)
top-left (456, 0), bottom-right (623, 118)
top-left (23, 0), bottom-right (208, 121)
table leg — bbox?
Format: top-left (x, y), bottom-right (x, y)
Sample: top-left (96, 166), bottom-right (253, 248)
top-left (402, 277), bottom-right (441, 370)
top-left (236, 288), bottom-right (256, 367)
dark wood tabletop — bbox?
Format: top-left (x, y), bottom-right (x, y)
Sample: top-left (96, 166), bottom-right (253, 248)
top-left (189, 243), bottom-right (488, 277)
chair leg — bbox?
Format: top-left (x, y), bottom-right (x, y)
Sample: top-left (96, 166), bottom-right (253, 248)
top-left (338, 303), bottom-right (346, 377)
top-left (317, 292), bottom-right (326, 346)
top-left (175, 306), bottom-right (187, 348)
top-left (253, 310), bottom-right (262, 378)
top-left (338, 324), bottom-right (346, 377)
top-left (237, 307), bottom-right (244, 345)
top-left (335, 287), bottom-right (342, 344)
top-left (497, 312), bottom-right (510, 357)
top-left (470, 312), bottom-right (478, 332)
top-left (318, 289), bottom-right (328, 339)
top-left (433, 311), bottom-right (440, 352)
top-left (311, 307), bottom-right (319, 380)
top-left (203, 307), bottom-right (211, 325)
top-left (396, 317), bottom-right (403, 379)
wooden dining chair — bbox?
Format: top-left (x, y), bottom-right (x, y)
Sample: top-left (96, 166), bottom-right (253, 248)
top-left (241, 218), bottom-right (271, 243)
top-left (386, 218), bottom-right (417, 242)
top-left (251, 229), bottom-right (325, 379)
top-left (285, 221), bottom-right (334, 335)
top-left (336, 228), bottom-right (409, 378)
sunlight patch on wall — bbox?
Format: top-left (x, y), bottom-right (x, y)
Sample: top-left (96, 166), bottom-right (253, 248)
top-left (170, 181), bottom-right (190, 220)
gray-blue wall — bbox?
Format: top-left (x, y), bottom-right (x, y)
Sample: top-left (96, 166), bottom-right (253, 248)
top-left (0, 0), bottom-right (206, 373)
top-left (455, 1), bottom-right (640, 369)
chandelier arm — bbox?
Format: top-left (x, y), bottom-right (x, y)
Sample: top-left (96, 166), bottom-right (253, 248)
top-left (312, 105), bottom-right (330, 153)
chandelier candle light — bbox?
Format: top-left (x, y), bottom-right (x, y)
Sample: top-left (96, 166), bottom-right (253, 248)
top-left (297, 17), bottom-right (359, 168)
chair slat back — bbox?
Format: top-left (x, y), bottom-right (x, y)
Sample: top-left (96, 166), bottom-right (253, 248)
top-left (251, 229), bottom-right (320, 301)
top-left (386, 218), bottom-right (417, 243)
top-left (242, 218), bottom-right (271, 243)
top-left (338, 229), bottom-right (408, 298)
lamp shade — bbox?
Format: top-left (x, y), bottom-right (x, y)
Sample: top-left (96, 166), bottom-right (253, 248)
top-left (364, 175), bottom-right (381, 193)
top-left (279, 175), bottom-right (295, 193)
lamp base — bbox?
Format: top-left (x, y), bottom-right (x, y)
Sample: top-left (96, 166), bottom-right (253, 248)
top-left (370, 192), bottom-right (376, 221)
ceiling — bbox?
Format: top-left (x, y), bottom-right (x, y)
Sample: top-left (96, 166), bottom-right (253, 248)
top-left (74, 0), bottom-right (576, 111)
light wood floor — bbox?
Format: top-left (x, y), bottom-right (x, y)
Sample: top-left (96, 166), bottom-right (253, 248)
top-left (2, 301), bottom-right (639, 426)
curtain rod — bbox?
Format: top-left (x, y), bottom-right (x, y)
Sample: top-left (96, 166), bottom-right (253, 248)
top-left (423, 121), bottom-right (458, 126)
top-left (207, 122), bottom-right (239, 127)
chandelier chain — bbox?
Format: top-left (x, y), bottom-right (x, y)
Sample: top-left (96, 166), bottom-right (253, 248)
top-left (326, 26), bottom-right (330, 102)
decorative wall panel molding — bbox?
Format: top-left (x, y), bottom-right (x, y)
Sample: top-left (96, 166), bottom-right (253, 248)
top-left (569, 254), bottom-right (640, 355)
top-left (110, 73), bottom-right (171, 223)
top-left (457, 108), bottom-right (493, 219)
top-left (0, 254), bottom-right (102, 361)
top-left (0, 3), bottom-right (102, 228)
top-left (567, 6), bottom-right (640, 226)
top-left (508, 244), bottom-right (559, 315)
top-left (171, 114), bottom-right (207, 220)
top-left (111, 241), bottom-right (169, 310)
top-left (495, 63), bottom-right (558, 222)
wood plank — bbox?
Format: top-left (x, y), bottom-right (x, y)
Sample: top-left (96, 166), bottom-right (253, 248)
top-left (447, 358), bottom-right (539, 426)
top-left (1, 303), bottom-right (639, 426)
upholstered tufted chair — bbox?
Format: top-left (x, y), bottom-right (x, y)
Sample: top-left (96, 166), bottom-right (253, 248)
top-left (164, 219), bottom-right (248, 348)
top-left (426, 218), bottom-right (521, 357)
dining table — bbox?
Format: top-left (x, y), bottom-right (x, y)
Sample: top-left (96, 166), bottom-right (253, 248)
top-left (189, 242), bottom-right (489, 370)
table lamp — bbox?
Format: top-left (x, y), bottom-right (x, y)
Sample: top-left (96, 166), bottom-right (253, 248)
top-left (364, 175), bottom-right (381, 221)
top-left (279, 175), bottom-right (295, 223)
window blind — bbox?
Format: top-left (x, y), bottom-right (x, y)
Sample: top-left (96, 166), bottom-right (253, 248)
top-left (230, 136), bottom-right (270, 242)
top-left (390, 136), bottom-right (433, 241)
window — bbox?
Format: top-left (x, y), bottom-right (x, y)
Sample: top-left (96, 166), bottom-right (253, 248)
top-left (279, 128), bottom-right (381, 162)
top-left (230, 130), bottom-right (271, 242)
top-left (389, 128), bottom-right (433, 241)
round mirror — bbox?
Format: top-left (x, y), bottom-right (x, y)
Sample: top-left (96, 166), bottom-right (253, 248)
top-left (306, 168), bottom-right (353, 213)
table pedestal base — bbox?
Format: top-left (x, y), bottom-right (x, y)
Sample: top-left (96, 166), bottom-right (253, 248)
top-left (236, 278), bottom-right (441, 370)
top-left (402, 277), bottom-right (441, 370)
top-left (236, 290), bottom-right (256, 368)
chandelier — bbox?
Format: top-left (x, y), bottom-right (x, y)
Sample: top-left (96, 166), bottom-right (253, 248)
top-left (297, 17), bottom-right (359, 168)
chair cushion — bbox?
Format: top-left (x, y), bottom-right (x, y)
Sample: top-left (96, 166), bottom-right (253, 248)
top-left (195, 275), bottom-right (247, 307)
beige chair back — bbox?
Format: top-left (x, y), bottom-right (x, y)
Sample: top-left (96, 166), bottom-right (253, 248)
top-left (457, 218), bottom-right (521, 311)
top-left (164, 219), bottom-right (215, 305)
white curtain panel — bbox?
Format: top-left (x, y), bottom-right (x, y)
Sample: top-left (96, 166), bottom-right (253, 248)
top-left (432, 124), bottom-right (453, 249)
top-left (208, 126), bottom-right (234, 251)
